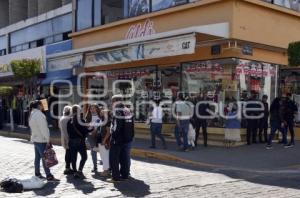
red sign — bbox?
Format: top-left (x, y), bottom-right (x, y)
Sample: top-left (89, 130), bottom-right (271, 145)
top-left (125, 19), bottom-right (156, 39)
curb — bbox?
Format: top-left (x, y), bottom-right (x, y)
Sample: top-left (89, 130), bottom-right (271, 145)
top-left (0, 130), bottom-right (221, 168)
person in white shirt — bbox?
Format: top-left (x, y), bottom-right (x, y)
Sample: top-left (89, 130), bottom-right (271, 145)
top-left (29, 100), bottom-right (56, 181)
top-left (149, 101), bottom-right (167, 149)
top-left (59, 105), bottom-right (73, 175)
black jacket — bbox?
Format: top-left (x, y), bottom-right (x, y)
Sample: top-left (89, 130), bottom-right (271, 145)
top-left (67, 114), bottom-right (90, 140)
top-left (111, 104), bottom-right (134, 145)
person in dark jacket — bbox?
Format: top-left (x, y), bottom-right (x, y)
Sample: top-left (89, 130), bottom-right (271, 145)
top-left (193, 94), bottom-right (209, 147)
top-left (67, 105), bottom-right (91, 179)
top-left (266, 97), bottom-right (287, 149)
top-left (258, 95), bottom-right (269, 143)
top-left (109, 95), bottom-right (134, 182)
top-left (245, 92), bottom-right (262, 145)
top-left (282, 93), bottom-right (298, 148)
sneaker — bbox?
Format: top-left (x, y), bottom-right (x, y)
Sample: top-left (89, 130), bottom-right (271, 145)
top-left (284, 144), bottom-right (294, 148)
top-left (63, 169), bottom-right (74, 175)
top-left (266, 145), bottom-right (273, 150)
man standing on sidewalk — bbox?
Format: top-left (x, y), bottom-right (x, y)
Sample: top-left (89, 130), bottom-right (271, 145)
top-left (110, 95), bottom-right (135, 182)
top-left (258, 95), bottom-right (269, 143)
top-left (283, 93), bottom-right (298, 148)
top-left (29, 100), bottom-right (56, 181)
top-left (175, 93), bottom-right (192, 152)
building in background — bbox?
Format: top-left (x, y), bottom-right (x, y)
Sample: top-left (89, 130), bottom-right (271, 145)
top-left (0, 1), bottom-right (72, 128)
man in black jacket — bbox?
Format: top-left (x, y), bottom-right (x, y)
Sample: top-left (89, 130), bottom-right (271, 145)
top-left (258, 95), bottom-right (269, 143)
top-left (283, 93), bottom-right (298, 148)
top-left (109, 95), bottom-right (134, 182)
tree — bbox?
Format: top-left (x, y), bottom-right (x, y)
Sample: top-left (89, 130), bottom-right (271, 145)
top-left (288, 41), bottom-right (300, 67)
top-left (10, 59), bottom-right (41, 99)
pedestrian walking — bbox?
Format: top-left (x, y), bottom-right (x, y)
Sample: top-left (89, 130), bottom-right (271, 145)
top-left (282, 93), bottom-right (298, 148)
top-left (97, 109), bottom-right (111, 177)
top-left (258, 95), bottom-right (269, 143)
top-left (109, 95), bottom-right (134, 182)
top-left (58, 105), bottom-right (73, 175)
top-left (266, 97), bottom-right (288, 149)
top-left (85, 104), bottom-right (101, 173)
top-left (224, 103), bottom-right (241, 148)
top-left (175, 93), bottom-right (192, 152)
top-left (67, 105), bottom-right (90, 179)
top-left (29, 100), bottom-right (56, 181)
top-left (149, 101), bottom-right (167, 149)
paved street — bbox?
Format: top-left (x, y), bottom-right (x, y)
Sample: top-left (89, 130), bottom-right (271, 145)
top-left (0, 136), bottom-right (300, 198)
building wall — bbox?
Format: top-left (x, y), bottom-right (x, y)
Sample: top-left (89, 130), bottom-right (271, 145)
top-left (62, 0), bottom-right (71, 5)
top-left (28, 0), bottom-right (38, 18)
top-left (232, 0), bottom-right (300, 49)
top-left (9, 0), bottom-right (28, 25)
top-left (71, 0), bottom-right (233, 49)
top-left (38, 0), bottom-right (62, 15)
top-left (0, 0), bottom-right (9, 28)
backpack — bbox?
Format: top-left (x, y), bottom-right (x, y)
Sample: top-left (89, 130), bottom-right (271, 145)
top-left (0, 178), bottom-right (23, 193)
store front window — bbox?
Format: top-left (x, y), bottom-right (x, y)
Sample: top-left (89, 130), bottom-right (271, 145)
top-left (182, 58), bottom-right (278, 128)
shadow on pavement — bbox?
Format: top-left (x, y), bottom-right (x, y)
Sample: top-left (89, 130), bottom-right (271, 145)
top-left (33, 181), bottom-right (59, 196)
top-left (66, 175), bottom-right (96, 195)
top-left (113, 177), bottom-right (151, 198)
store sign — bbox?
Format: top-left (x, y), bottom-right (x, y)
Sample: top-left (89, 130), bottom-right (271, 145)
top-left (125, 19), bottom-right (156, 40)
top-left (47, 55), bottom-right (83, 72)
top-left (85, 35), bottom-right (196, 67)
top-left (235, 60), bottom-right (276, 77)
top-left (184, 61), bottom-right (224, 74)
top-left (0, 47), bottom-right (45, 77)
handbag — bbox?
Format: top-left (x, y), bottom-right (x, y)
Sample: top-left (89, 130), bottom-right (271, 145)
top-left (43, 144), bottom-right (58, 168)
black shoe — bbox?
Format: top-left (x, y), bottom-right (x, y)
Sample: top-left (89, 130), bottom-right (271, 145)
top-left (35, 173), bottom-right (45, 179)
top-left (91, 169), bottom-right (98, 173)
top-left (74, 171), bottom-right (85, 179)
top-left (64, 169), bottom-right (74, 175)
top-left (46, 175), bottom-right (59, 182)
top-left (149, 146), bottom-right (156, 149)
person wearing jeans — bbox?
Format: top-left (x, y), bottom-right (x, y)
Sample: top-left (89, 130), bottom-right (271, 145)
top-left (149, 102), bottom-right (167, 149)
top-left (29, 100), bottom-right (56, 181)
top-left (176, 94), bottom-right (192, 152)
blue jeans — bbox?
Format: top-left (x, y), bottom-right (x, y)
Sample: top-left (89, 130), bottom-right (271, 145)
top-left (34, 142), bottom-right (51, 177)
top-left (178, 120), bottom-right (190, 149)
top-left (267, 122), bottom-right (287, 145)
top-left (150, 123), bottom-right (166, 147)
top-left (174, 125), bottom-right (183, 147)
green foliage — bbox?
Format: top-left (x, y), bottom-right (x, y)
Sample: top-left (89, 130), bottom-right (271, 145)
top-left (288, 42), bottom-right (300, 67)
top-left (0, 86), bottom-right (13, 96)
top-left (10, 59), bottom-right (41, 79)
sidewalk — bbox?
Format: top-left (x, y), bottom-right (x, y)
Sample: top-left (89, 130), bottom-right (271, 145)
top-left (1, 127), bottom-right (300, 172)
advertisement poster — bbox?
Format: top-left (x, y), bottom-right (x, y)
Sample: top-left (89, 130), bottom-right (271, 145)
top-left (152, 0), bottom-right (187, 11)
top-left (128, 0), bottom-right (150, 17)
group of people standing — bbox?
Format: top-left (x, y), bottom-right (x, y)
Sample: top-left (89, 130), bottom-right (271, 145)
top-left (29, 94), bottom-right (134, 182)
